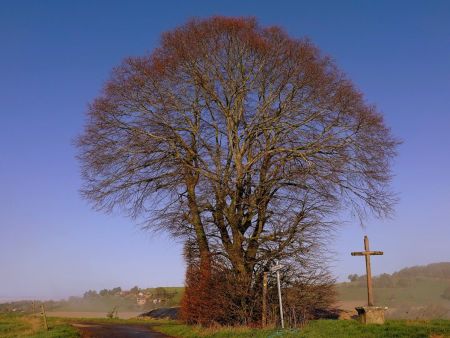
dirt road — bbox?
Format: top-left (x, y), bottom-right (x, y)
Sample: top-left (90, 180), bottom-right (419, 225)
top-left (47, 311), bottom-right (142, 319)
top-left (72, 323), bottom-right (170, 338)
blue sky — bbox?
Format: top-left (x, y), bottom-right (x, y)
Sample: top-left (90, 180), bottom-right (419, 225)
top-left (1, 1), bottom-right (449, 301)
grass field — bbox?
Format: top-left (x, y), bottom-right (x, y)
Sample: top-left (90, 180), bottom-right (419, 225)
top-left (337, 277), bottom-right (450, 307)
top-left (153, 319), bottom-right (450, 337)
top-left (0, 313), bottom-right (79, 337)
top-left (2, 313), bottom-right (450, 337)
top-left (0, 287), bottom-right (185, 314)
top-left (336, 263), bottom-right (450, 313)
top-left (337, 276), bottom-right (450, 319)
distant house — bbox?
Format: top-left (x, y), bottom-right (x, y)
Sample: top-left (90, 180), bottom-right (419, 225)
top-left (137, 296), bottom-right (147, 305)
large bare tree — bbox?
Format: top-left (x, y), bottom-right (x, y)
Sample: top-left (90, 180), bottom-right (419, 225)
top-left (78, 16), bottom-right (398, 324)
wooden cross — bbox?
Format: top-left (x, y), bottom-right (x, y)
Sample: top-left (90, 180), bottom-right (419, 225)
top-left (351, 236), bottom-right (383, 307)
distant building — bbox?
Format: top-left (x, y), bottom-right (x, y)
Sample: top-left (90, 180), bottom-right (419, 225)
top-left (137, 296), bottom-right (147, 305)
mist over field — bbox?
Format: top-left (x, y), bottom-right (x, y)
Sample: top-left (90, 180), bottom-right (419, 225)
top-left (2, 263), bottom-right (449, 320)
top-left (0, 286), bottom-right (183, 316)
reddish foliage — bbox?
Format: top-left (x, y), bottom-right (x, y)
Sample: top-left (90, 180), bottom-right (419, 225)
top-left (180, 262), bottom-right (231, 325)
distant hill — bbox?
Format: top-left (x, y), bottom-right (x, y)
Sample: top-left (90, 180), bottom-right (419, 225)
top-left (337, 262), bottom-right (450, 319)
top-left (392, 262), bottom-right (450, 280)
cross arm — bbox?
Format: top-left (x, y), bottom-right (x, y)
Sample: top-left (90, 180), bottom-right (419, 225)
top-left (351, 251), bottom-right (384, 256)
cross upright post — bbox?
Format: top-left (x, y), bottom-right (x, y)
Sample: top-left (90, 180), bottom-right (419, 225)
top-left (351, 236), bottom-right (383, 307)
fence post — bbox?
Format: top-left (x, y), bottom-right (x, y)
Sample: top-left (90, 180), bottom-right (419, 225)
top-left (40, 304), bottom-right (48, 331)
top-left (262, 271), bottom-right (268, 327)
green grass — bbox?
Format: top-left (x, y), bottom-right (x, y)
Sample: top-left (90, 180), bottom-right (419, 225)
top-left (0, 314), bottom-right (79, 338)
top-left (151, 322), bottom-right (279, 337)
top-left (27, 325), bottom-right (79, 338)
top-left (295, 320), bottom-right (450, 338)
top-left (152, 319), bottom-right (450, 338)
top-left (4, 314), bottom-right (450, 337)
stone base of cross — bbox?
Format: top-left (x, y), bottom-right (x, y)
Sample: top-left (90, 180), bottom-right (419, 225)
top-left (355, 306), bottom-right (387, 324)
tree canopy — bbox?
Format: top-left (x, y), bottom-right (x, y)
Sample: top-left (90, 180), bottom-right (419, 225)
top-left (78, 16), bottom-right (398, 325)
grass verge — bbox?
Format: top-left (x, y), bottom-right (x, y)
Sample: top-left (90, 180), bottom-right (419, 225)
top-left (0, 313), bottom-right (79, 338)
top-left (152, 319), bottom-right (450, 338)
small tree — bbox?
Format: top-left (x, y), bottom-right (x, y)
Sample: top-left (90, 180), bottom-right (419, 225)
top-left (111, 287), bottom-right (122, 294)
top-left (83, 290), bottom-right (98, 299)
top-left (106, 306), bottom-right (118, 319)
top-left (348, 274), bottom-right (359, 282)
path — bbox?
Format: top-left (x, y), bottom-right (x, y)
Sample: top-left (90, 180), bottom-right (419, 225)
top-left (47, 311), bottom-right (142, 319)
top-left (72, 323), bottom-right (170, 338)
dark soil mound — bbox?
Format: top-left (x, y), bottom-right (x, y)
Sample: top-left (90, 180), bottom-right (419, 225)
top-left (139, 307), bottom-right (179, 320)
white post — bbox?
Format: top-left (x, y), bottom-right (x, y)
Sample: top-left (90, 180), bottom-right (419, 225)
top-left (276, 269), bottom-right (284, 329)
top-left (270, 260), bottom-right (285, 329)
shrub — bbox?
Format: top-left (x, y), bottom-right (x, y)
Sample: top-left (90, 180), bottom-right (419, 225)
top-left (441, 286), bottom-right (450, 300)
